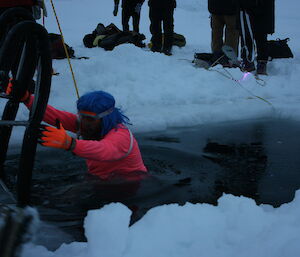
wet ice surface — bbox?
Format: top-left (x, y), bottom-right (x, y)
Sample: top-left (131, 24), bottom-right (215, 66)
top-left (4, 118), bottom-right (300, 249)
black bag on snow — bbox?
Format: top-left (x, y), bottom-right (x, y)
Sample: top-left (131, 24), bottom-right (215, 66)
top-left (83, 23), bottom-right (146, 50)
top-left (48, 33), bottom-right (75, 59)
top-left (267, 38), bottom-right (293, 60)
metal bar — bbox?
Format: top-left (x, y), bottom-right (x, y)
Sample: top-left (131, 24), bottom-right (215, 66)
top-left (0, 121), bottom-right (28, 126)
top-left (0, 93), bottom-right (12, 99)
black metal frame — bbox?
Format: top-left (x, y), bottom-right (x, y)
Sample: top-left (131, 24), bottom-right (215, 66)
top-left (0, 19), bottom-right (52, 207)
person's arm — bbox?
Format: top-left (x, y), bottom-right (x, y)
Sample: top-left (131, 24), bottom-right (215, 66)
top-left (4, 81), bottom-right (78, 141)
top-left (25, 95), bottom-right (78, 133)
top-left (73, 128), bottom-right (131, 161)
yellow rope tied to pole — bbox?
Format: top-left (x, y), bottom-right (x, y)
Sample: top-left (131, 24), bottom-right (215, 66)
top-left (49, 0), bottom-right (80, 99)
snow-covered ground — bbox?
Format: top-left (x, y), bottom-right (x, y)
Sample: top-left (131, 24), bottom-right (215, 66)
top-left (0, 0), bottom-right (300, 256)
top-left (23, 194), bottom-right (300, 257)
top-left (4, 0), bottom-right (300, 145)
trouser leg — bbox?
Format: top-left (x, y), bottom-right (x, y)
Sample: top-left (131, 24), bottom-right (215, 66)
top-left (240, 15), bottom-right (254, 62)
top-left (162, 6), bottom-right (174, 51)
top-left (254, 30), bottom-right (268, 74)
top-left (149, 6), bottom-right (162, 51)
top-left (132, 11), bottom-right (141, 33)
top-left (254, 31), bottom-right (268, 61)
top-left (224, 15), bottom-right (239, 55)
top-left (210, 14), bottom-right (225, 53)
top-left (122, 8), bottom-right (131, 31)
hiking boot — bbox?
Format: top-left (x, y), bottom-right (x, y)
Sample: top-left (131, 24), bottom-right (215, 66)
top-left (221, 45), bottom-right (240, 68)
top-left (256, 60), bottom-right (268, 75)
top-left (151, 45), bottom-right (162, 53)
top-left (241, 60), bottom-right (255, 72)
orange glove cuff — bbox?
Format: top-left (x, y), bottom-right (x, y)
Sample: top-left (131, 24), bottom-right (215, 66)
top-left (6, 79), bottom-right (30, 103)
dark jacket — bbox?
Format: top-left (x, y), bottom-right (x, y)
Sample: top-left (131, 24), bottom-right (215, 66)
top-left (0, 0), bottom-right (35, 8)
top-left (121, 0), bottom-right (145, 9)
top-left (208, 0), bottom-right (236, 15)
top-left (238, 0), bottom-right (275, 34)
top-left (148, 0), bottom-right (176, 9)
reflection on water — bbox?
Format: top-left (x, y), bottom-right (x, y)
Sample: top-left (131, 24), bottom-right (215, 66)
top-left (3, 118), bottom-right (300, 249)
top-left (203, 141), bottom-right (267, 201)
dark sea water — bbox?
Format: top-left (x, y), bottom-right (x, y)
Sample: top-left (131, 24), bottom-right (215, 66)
top-left (2, 118), bottom-right (300, 249)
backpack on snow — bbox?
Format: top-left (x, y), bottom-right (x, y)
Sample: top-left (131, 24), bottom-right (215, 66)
top-left (172, 33), bottom-right (186, 47)
top-left (83, 23), bottom-right (122, 48)
top-left (148, 32), bottom-right (186, 49)
top-left (48, 33), bottom-right (75, 59)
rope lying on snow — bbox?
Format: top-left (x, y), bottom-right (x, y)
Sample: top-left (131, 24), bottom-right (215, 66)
top-left (178, 57), bottom-right (274, 109)
top-left (210, 66), bottom-right (273, 108)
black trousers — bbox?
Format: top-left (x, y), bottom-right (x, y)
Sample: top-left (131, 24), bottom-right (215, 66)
top-left (122, 7), bottom-right (141, 33)
top-left (241, 31), bottom-right (268, 62)
top-left (240, 13), bottom-right (268, 62)
top-left (149, 4), bottom-right (174, 51)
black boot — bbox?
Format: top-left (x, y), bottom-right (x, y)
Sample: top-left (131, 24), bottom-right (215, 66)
top-left (163, 47), bottom-right (172, 56)
top-left (241, 60), bottom-right (255, 72)
top-left (150, 34), bottom-right (162, 53)
top-left (151, 45), bottom-right (162, 53)
top-left (256, 61), bottom-right (268, 75)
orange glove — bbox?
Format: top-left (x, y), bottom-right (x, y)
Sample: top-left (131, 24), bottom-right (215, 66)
top-left (39, 119), bottom-right (74, 150)
top-left (6, 79), bottom-right (30, 102)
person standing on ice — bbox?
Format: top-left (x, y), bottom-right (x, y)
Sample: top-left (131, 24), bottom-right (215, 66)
top-left (148, 0), bottom-right (176, 56)
top-left (9, 87), bottom-right (148, 180)
top-left (113, 0), bottom-right (145, 33)
top-left (208, 0), bottom-right (239, 56)
top-left (238, 0), bottom-right (275, 75)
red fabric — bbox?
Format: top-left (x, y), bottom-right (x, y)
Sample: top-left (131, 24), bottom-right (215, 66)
top-left (0, 0), bottom-right (35, 8)
top-left (26, 96), bottom-right (147, 179)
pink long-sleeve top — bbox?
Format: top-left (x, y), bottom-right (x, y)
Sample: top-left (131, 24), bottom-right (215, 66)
top-left (26, 96), bottom-right (147, 179)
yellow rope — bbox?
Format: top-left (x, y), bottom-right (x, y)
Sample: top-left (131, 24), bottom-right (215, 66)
top-left (49, 0), bottom-right (80, 99)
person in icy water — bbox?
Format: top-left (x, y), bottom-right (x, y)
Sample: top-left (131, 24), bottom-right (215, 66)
top-left (23, 90), bottom-right (148, 180)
